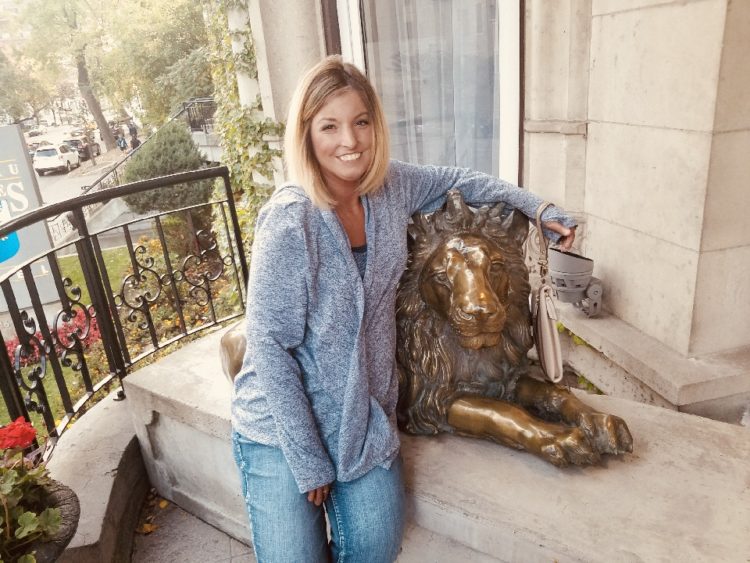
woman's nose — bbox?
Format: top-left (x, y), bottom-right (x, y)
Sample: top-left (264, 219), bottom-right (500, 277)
top-left (339, 126), bottom-right (356, 148)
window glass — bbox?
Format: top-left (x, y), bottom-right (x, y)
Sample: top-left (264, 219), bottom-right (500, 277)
top-left (35, 149), bottom-right (57, 157)
top-left (361, 0), bottom-right (500, 175)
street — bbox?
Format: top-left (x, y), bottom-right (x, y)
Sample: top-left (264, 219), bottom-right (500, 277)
top-left (36, 162), bottom-right (106, 205)
top-left (28, 124), bottom-right (122, 205)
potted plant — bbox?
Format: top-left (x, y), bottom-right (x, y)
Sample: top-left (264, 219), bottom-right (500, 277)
top-left (0, 418), bottom-right (79, 563)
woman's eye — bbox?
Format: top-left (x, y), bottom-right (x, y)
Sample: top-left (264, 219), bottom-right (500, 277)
top-left (356, 119), bottom-right (369, 127)
top-left (321, 124), bottom-right (335, 131)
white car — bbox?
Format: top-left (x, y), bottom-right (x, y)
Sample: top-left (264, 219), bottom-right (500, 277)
top-left (34, 144), bottom-right (81, 175)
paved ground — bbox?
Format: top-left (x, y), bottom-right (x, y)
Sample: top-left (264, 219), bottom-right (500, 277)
top-left (131, 491), bottom-right (255, 563)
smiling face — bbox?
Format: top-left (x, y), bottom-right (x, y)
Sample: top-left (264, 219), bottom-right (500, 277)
top-left (310, 88), bottom-right (374, 198)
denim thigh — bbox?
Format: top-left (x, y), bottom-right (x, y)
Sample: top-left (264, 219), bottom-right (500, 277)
top-left (325, 456), bottom-right (406, 563)
top-left (232, 432), bottom-right (329, 563)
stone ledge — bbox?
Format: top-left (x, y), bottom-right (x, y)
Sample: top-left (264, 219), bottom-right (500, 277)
top-left (46, 391), bottom-right (149, 563)
top-left (558, 303), bottom-right (750, 409)
top-left (403, 394), bottom-right (750, 562)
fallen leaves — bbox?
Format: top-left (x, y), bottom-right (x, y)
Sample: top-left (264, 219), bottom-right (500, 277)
top-left (135, 487), bottom-right (171, 535)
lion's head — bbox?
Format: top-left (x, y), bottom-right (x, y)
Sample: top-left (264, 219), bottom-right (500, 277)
top-left (396, 190), bottom-right (534, 434)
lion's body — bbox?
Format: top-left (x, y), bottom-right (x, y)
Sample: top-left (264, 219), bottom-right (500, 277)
top-left (396, 196), bottom-right (534, 435)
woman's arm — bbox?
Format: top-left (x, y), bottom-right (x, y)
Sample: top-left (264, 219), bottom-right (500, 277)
top-left (240, 201), bottom-right (335, 494)
top-left (391, 159), bottom-right (577, 244)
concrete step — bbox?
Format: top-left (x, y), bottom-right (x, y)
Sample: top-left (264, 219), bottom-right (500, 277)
top-left (558, 303), bottom-right (750, 423)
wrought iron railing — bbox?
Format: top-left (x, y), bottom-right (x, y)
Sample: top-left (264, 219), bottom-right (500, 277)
top-left (183, 97), bottom-right (216, 134)
top-left (0, 166), bottom-right (247, 450)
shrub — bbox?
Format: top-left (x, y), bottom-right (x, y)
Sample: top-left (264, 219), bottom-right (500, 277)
top-left (122, 121), bottom-right (214, 215)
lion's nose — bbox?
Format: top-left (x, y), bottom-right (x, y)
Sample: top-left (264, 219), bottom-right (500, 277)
top-left (459, 293), bottom-right (500, 320)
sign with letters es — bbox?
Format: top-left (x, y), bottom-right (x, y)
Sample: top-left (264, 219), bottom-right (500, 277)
top-left (0, 125), bottom-right (57, 312)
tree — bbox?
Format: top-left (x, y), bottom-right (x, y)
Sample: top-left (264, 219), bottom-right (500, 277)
top-left (122, 120), bottom-right (213, 214)
top-left (99, 0), bottom-right (213, 126)
top-left (0, 52), bottom-right (30, 122)
top-left (23, 0), bottom-right (117, 150)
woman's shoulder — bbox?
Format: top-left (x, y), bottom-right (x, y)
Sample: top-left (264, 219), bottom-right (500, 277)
top-left (258, 183), bottom-right (315, 224)
top-left (267, 182), bottom-right (312, 208)
top-left (385, 159), bottom-right (441, 185)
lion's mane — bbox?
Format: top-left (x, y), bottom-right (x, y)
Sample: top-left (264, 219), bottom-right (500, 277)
top-left (396, 193), bottom-right (534, 435)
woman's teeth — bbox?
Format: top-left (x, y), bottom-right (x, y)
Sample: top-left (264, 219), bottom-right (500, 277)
top-left (339, 153), bottom-right (361, 161)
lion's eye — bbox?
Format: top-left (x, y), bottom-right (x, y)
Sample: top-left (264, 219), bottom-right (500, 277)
top-left (433, 270), bottom-right (448, 284)
top-left (490, 261), bottom-right (505, 273)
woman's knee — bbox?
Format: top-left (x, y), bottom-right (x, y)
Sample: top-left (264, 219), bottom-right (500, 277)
top-left (327, 459), bottom-right (405, 562)
top-left (233, 436), bottom-right (329, 562)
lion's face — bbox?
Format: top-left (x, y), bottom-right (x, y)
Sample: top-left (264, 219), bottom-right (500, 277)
top-left (418, 233), bottom-right (511, 350)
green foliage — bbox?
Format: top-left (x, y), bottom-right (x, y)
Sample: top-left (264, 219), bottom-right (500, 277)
top-left (576, 375), bottom-right (603, 395)
top-left (155, 47), bottom-right (214, 116)
top-left (204, 0), bottom-right (284, 256)
top-left (0, 52), bottom-right (55, 123)
top-left (122, 121), bottom-right (213, 214)
top-left (100, 0), bottom-right (214, 125)
top-left (19, 0), bottom-right (212, 133)
top-left (0, 420), bottom-right (61, 562)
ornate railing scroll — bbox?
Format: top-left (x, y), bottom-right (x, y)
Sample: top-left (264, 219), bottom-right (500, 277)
top-left (0, 166), bottom-right (248, 448)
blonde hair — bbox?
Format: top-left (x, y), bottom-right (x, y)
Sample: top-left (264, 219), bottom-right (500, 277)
top-left (284, 55), bottom-right (390, 209)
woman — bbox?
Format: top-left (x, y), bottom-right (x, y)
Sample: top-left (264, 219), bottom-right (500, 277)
top-left (231, 55), bottom-right (576, 562)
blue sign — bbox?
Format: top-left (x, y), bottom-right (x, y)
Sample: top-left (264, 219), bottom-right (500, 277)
top-left (0, 232), bottom-right (19, 262)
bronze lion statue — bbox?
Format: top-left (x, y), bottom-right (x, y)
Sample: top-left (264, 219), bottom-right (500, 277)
top-left (396, 190), bottom-right (632, 466)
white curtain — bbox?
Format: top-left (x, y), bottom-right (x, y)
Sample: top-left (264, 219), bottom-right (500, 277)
top-left (362, 0), bottom-right (500, 175)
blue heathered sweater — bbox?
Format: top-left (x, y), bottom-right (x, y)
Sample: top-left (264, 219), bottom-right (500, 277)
top-left (230, 159), bottom-right (576, 493)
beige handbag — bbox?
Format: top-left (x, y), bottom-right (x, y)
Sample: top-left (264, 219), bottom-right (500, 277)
top-left (531, 202), bottom-right (564, 383)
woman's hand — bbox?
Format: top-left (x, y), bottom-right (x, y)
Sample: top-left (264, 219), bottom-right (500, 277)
top-left (543, 222), bottom-right (577, 251)
top-left (307, 483), bottom-right (331, 506)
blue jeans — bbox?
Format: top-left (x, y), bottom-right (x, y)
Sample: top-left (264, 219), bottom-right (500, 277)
top-left (232, 432), bottom-right (405, 563)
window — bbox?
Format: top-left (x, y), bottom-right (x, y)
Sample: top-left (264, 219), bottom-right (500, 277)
top-left (338, 0), bottom-right (520, 181)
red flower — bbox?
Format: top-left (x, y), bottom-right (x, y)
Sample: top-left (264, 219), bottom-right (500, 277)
top-left (0, 417), bottom-right (37, 450)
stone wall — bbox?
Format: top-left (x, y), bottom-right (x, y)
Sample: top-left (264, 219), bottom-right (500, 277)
top-left (525, 0), bottom-right (749, 358)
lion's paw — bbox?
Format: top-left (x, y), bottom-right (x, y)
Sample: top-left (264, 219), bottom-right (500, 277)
top-left (539, 427), bottom-right (601, 467)
top-left (577, 412), bottom-right (633, 455)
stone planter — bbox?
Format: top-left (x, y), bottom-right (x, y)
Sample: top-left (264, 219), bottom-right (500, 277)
top-left (28, 480), bottom-right (80, 562)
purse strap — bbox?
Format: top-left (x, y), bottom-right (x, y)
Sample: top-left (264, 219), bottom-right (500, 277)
top-left (535, 202), bottom-right (553, 283)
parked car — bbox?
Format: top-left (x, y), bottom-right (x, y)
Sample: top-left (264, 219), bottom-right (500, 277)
top-left (27, 142), bottom-right (40, 159)
top-left (34, 144), bottom-right (80, 175)
top-left (63, 137), bottom-right (101, 160)
top-left (27, 128), bottom-right (46, 137)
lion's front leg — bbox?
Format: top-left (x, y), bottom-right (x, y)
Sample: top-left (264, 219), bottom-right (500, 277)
top-left (514, 376), bottom-right (633, 456)
top-left (447, 396), bottom-right (600, 467)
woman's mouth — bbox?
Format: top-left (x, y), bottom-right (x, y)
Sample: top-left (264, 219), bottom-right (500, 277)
top-left (338, 152), bottom-right (362, 162)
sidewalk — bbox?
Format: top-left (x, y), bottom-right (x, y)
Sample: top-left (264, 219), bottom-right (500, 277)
top-left (131, 492), bottom-right (255, 563)
top-left (69, 146), bottom-right (123, 181)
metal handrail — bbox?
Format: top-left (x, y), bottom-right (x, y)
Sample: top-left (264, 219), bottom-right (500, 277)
top-left (1, 167), bottom-right (229, 240)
